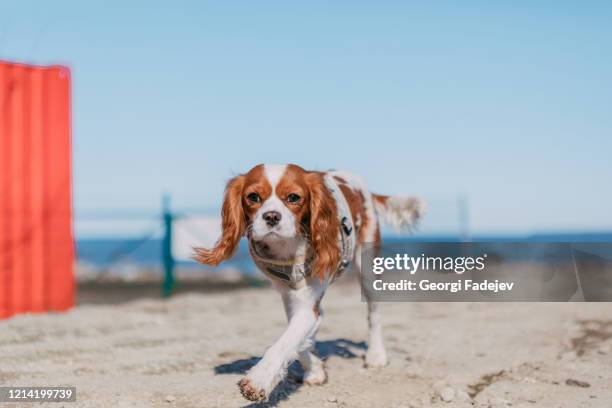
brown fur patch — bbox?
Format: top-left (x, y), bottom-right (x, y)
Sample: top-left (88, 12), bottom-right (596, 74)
top-left (304, 171), bottom-right (341, 279)
top-left (372, 193), bottom-right (388, 206)
top-left (333, 175), bottom-right (348, 184)
top-left (313, 298), bottom-right (322, 317)
top-left (193, 174), bottom-right (247, 265)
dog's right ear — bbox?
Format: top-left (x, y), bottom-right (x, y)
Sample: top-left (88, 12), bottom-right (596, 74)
top-left (193, 175), bottom-right (246, 266)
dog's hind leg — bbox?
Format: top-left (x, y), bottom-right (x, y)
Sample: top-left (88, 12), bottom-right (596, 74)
top-left (298, 349), bottom-right (327, 385)
top-left (355, 244), bottom-right (388, 367)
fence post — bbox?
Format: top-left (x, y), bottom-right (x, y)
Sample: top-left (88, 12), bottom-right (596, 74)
top-left (162, 194), bottom-right (175, 297)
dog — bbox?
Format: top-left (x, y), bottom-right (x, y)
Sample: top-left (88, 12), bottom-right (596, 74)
top-left (194, 164), bottom-right (424, 402)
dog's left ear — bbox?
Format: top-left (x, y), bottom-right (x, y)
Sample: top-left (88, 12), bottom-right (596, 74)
top-left (305, 172), bottom-right (341, 280)
top-left (193, 175), bottom-right (246, 266)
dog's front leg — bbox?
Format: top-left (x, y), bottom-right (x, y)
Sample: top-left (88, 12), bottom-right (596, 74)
top-left (238, 282), bottom-right (323, 402)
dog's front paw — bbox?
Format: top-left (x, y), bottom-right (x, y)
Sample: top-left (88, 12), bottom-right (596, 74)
top-left (238, 377), bottom-right (266, 402)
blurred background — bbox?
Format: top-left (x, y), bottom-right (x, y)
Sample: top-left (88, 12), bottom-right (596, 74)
top-left (1, 1), bottom-right (611, 301)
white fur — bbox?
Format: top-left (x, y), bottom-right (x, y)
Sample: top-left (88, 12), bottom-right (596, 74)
top-left (374, 195), bottom-right (425, 232)
top-left (264, 163), bottom-right (286, 186)
top-left (252, 164), bottom-right (297, 244)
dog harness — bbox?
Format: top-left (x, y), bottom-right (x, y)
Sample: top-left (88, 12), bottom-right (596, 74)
top-left (249, 175), bottom-right (356, 289)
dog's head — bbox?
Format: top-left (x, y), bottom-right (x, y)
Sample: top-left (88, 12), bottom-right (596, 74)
top-left (194, 164), bottom-right (340, 278)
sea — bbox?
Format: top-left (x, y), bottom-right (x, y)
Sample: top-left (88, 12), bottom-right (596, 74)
top-left (76, 232), bottom-right (612, 277)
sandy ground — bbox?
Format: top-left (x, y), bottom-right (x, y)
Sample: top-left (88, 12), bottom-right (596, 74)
top-left (1, 283), bottom-right (611, 408)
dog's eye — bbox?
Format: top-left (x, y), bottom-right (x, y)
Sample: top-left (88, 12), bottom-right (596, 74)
top-left (247, 193), bottom-right (261, 203)
top-left (287, 193), bottom-right (301, 204)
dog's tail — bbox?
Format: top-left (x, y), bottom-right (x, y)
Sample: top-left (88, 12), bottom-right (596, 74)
top-left (372, 193), bottom-right (425, 232)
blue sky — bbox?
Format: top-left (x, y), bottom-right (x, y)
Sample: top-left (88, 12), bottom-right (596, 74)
top-left (1, 1), bottom-right (611, 235)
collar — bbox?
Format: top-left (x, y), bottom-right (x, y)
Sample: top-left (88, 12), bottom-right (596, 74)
top-left (249, 239), bottom-right (313, 288)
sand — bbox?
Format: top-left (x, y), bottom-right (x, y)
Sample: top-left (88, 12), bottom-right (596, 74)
top-left (1, 283), bottom-right (611, 408)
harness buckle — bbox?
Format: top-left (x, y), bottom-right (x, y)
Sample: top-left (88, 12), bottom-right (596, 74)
top-left (341, 216), bottom-right (352, 236)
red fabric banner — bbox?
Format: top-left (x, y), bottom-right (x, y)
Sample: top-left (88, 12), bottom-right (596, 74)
top-left (0, 60), bottom-right (74, 319)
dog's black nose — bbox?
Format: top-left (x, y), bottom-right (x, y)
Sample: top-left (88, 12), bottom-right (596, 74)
top-left (263, 211), bottom-right (281, 227)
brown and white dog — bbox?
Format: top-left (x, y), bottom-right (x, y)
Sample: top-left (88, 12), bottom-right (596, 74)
top-left (194, 164), bottom-right (424, 402)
